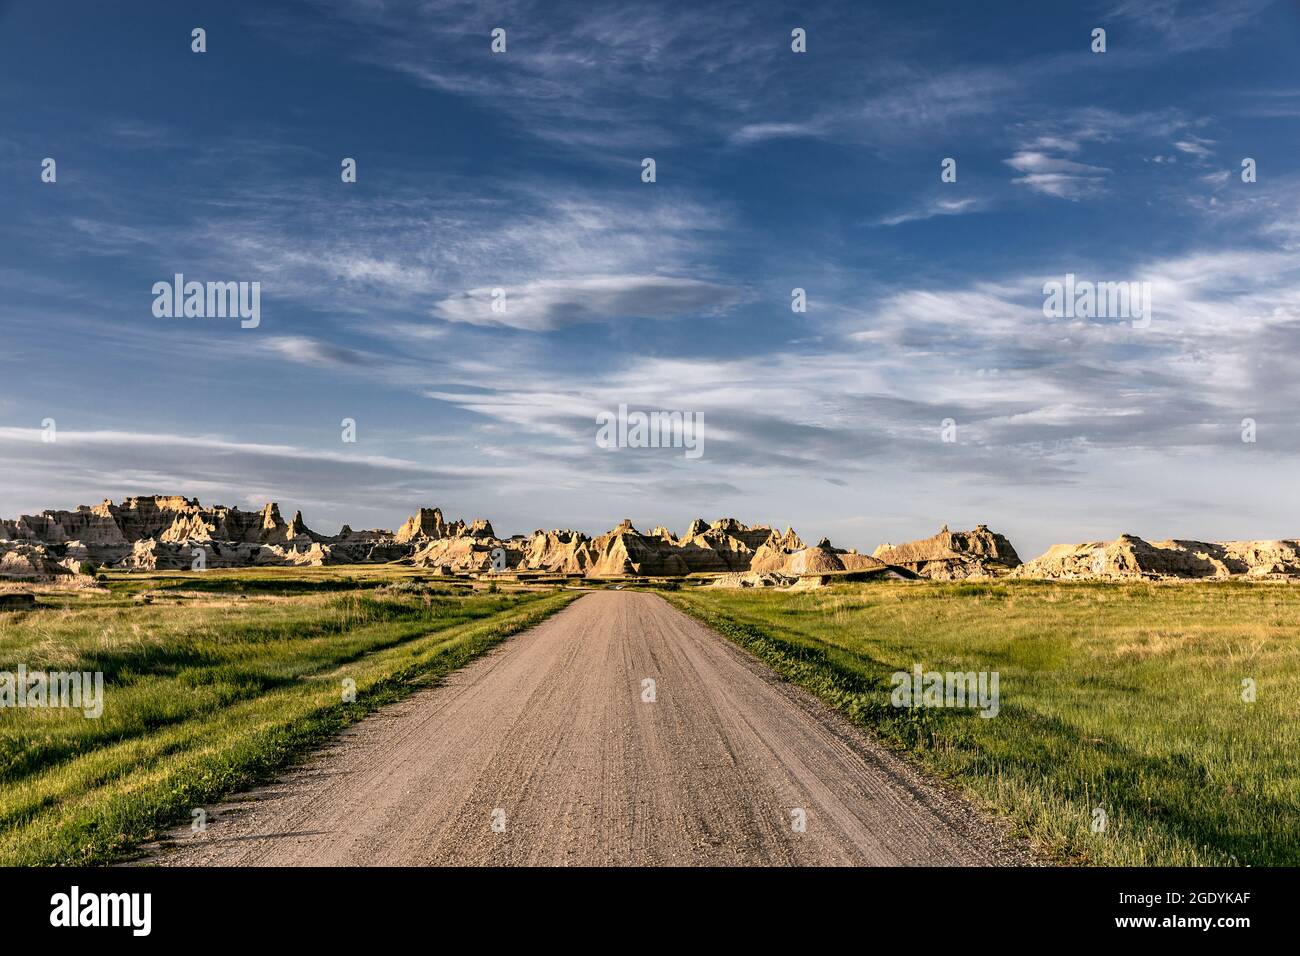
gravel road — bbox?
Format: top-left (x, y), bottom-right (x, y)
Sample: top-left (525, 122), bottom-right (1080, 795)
top-left (151, 591), bottom-right (1028, 866)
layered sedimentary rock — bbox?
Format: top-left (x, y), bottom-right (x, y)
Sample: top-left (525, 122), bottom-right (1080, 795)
top-left (1, 502), bottom-right (128, 546)
top-left (0, 496), bottom-right (318, 569)
top-left (751, 536), bottom-right (886, 576)
top-left (407, 516), bottom-right (820, 578)
top-left (0, 496), bottom-right (316, 575)
top-left (0, 541), bottom-right (82, 579)
top-left (2, 496), bottom-right (848, 578)
top-left (585, 520), bottom-right (689, 576)
top-left (523, 529), bottom-right (594, 574)
top-left (409, 536), bottom-right (500, 573)
top-left (395, 508), bottom-right (460, 543)
top-left (7, 494), bottom-right (1298, 584)
top-left (707, 571), bottom-right (800, 589)
top-left (573, 517), bottom-right (817, 577)
top-left (1013, 535), bottom-right (1300, 580)
top-left (115, 538), bottom-right (332, 572)
top-left (671, 518), bottom-right (793, 573)
top-left (873, 525), bottom-right (1022, 580)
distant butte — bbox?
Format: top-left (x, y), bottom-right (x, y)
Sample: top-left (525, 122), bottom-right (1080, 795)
top-left (2, 495), bottom-right (1298, 584)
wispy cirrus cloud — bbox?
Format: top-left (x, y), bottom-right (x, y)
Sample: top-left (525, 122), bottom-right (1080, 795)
top-left (1173, 135), bottom-right (1216, 160)
top-left (729, 121), bottom-right (829, 145)
top-left (410, 228), bottom-right (1300, 506)
top-left (1239, 88), bottom-right (1300, 118)
top-left (50, 178), bottom-right (739, 338)
top-left (432, 275), bottom-right (745, 331)
top-left (1004, 107), bottom-right (1207, 199)
top-left (1005, 150), bottom-right (1111, 198)
top-left (1108, 0), bottom-right (1274, 53)
top-left (0, 426), bottom-right (519, 531)
top-left (261, 335), bottom-right (374, 368)
top-left (876, 196), bottom-right (986, 227)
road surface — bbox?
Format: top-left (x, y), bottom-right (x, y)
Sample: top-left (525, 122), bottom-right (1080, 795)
top-left (150, 591), bottom-right (1028, 866)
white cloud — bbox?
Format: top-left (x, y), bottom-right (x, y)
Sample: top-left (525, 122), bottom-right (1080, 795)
top-left (1174, 136), bottom-right (1215, 160)
top-left (411, 240), bottom-right (1300, 498)
top-left (0, 427), bottom-right (425, 470)
top-left (730, 121), bottom-right (827, 144)
top-left (263, 336), bottom-right (372, 368)
top-left (57, 182), bottom-right (737, 338)
top-left (877, 197), bottom-right (985, 227)
top-left (432, 275), bottom-right (744, 331)
top-left (1108, 0), bottom-right (1272, 53)
top-left (0, 426), bottom-right (533, 533)
top-left (1006, 150), bottom-right (1111, 198)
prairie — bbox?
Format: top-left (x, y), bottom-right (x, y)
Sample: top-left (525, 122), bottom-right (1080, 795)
top-left (0, 568), bottom-right (576, 865)
top-left (4, 569), bottom-right (1295, 867)
top-left (666, 580), bottom-right (1300, 866)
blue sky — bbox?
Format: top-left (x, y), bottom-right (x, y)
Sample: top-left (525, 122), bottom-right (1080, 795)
top-left (2, 0), bottom-right (1299, 558)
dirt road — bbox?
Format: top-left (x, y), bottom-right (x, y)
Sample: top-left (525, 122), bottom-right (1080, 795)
top-left (152, 591), bottom-right (1027, 866)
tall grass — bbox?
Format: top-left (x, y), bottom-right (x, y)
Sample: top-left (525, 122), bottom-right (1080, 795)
top-left (668, 580), bottom-right (1300, 866)
top-left (0, 570), bottom-right (577, 865)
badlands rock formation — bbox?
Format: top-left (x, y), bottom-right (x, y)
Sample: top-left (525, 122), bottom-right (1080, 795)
top-left (754, 536), bottom-right (886, 575)
top-left (873, 525), bottom-right (1022, 580)
top-left (395, 507), bottom-right (494, 543)
top-left (0, 496), bottom-right (325, 576)
top-left (0, 495), bottom-right (874, 582)
top-left (1012, 535), bottom-right (1300, 580)
top-left (0, 541), bottom-right (82, 579)
top-left (1, 496), bottom-right (315, 547)
top-left (4, 495), bottom-right (1295, 584)
top-left (411, 518), bottom-right (825, 578)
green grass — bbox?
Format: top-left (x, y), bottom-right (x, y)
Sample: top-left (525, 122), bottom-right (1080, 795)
top-left (666, 580), bottom-right (1300, 866)
top-left (0, 569), bottom-right (577, 865)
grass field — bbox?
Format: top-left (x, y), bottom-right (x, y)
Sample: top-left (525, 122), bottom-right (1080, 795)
top-left (666, 580), bottom-right (1300, 866)
top-left (4, 569), bottom-right (1295, 867)
top-left (0, 568), bottom-right (578, 866)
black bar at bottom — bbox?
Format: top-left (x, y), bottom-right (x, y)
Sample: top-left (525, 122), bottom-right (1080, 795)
top-left (0, 865), bottom-right (1281, 942)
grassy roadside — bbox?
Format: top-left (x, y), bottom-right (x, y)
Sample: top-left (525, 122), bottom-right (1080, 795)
top-left (0, 573), bottom-right (578, 865)
top-left (664, 581), bottom-right (1300, 866)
